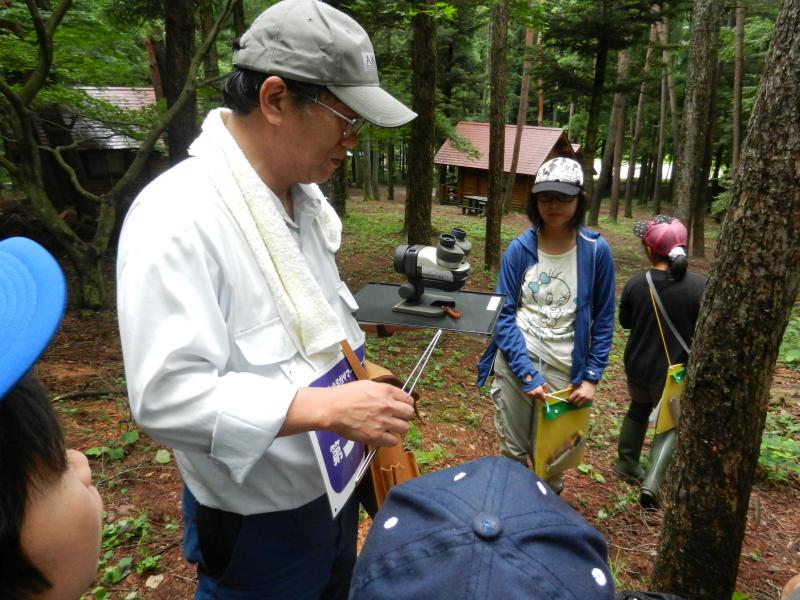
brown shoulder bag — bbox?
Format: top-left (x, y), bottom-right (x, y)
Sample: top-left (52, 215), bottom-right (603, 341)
top-left (340, 341), bottom-right (420, 514)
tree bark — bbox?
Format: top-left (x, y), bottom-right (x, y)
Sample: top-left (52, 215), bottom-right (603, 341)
top-left (582, 37), bottom-right (610, 223)
top-left (624, 24), bottom-right (656, 217)
top-left (731, 3), bottom-right (745, 174)
top-left (671, 0), bottom-right (725, 224)
top-left (162, 0), bottom-right (197, 165)
top-left (483, 0), bottom-right (508, 273)
top-left (653, 63), bottom-right (668, 214)
top-left (327, 161), bottom-right (348, 217)
top-left (608, 50), bottom-right (629, 223)
top-left (387, 141), bottom-right (395, 201)
top-left (232, 0), bottom-right (246, 37)
top-left (651, 1), bottom-right (800, 596)
top-left (199, 0), bottom-right (220, 80)
top-left (503, 27), bottom-right (533, 213)
top-left (405, 1), bottom-right (436, 245)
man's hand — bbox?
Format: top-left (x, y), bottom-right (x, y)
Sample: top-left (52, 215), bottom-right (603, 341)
top-left (283, 380), bottom-right (415, 447)
top-left (568, 380), bottom-right (596, 407)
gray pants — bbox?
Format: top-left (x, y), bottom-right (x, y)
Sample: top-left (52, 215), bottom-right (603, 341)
top-left (490, 351), bottom-right (570, 487)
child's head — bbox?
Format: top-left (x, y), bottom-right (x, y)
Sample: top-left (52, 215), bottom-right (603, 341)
top-left (350, 457), bottom-right (614, 599)
top-left (0, 237), bottom-right (103, 599)
top-left (633, 215), bottom-right (689, 281)
top-left (527, 157), bottom-right (587, 231)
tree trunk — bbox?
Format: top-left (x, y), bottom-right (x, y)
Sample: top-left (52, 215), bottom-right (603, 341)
top-left (653, 64), bottom-right (668, 214)
top-left (536, 31), bottom-right (544, 126)
top-left (589, 105), bottom-right (617, 221)
top-left (405, 1), bottom-right (436, 245)
top-left (625, 24), bottom-right (656, 217)
top-left (162, 0), bottom-right (197, 165)
top-left (731, 3), bottom-right (745, 174)
top-left (483, 0), bottom-right (508, 272)
top-left (651, 1), bottom-right (800, 596)
top-left (387, 141), bottom-right (395, 201)
top-left (608, 50), bottom-right (629, 223)
top-left (658, 18), bottom-right (679, 161)
top-left (232, 0), bottom-right (246, 36)
top-left (199, 0), bottom-right (220, 80)
top-left (582, 37), bottom-right (610, 223)
top-left (671, 0), bottom-right (725, 224)
top-left (327, 161), bottom-right (348, 217)
top-left (503, 27), bottom-right (533, 213)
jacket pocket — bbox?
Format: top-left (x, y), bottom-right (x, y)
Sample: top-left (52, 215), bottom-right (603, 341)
top-left (336, 281), bottom-right (359, 313)
top-left (233, 316), bottom-right (297, 367)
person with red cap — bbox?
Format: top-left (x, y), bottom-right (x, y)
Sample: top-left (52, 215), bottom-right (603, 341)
top-left (616, 215), bottom-right (706, 482)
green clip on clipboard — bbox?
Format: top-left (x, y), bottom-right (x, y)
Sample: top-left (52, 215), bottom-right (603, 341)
top-left (534, 388), bottom-right (591, 480)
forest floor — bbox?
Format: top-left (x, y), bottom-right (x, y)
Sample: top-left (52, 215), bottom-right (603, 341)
top-left (37, 192), bottom-right (799, 599)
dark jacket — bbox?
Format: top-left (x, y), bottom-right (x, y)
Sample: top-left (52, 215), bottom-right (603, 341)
top-left (619, 268), bottom-right (706, 385)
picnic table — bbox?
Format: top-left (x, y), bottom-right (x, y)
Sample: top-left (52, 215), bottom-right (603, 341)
top-left (459, 195), bottom-right (487, 216)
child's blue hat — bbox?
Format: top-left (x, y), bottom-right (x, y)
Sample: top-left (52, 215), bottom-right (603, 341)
top-left (350, 456), bottom-right (614, 599)
top-left (0, 237), bottom-right (66, 401)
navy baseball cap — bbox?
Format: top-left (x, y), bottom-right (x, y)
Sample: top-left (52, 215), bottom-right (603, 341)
top-left (0, 237), bottom-right (66, 401)
top-left (350, 456), bottom-right (614, 599)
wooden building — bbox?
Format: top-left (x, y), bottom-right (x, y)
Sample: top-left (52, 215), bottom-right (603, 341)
top-left (433, 122), bottom-right (577, 213)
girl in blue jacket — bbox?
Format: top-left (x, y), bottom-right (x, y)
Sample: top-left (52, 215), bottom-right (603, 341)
top-left (476, 157), bottom-right (616, 490)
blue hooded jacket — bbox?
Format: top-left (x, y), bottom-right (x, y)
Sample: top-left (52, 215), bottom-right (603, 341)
top-left (476, 227), bottom-right (616, 392)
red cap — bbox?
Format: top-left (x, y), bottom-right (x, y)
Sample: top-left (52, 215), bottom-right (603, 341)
top-left (633, 215), bottom-right (687, 257)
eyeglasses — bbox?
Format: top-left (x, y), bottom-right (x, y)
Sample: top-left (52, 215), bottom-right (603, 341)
top-left (309, 97), bottom-right (367, 138)
top-left (537, 192), bottom-right (577, 204)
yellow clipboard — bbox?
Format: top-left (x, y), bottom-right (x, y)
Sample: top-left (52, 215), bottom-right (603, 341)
top-left (533, 388), bottom-right (591, 480)
top-left (655, 364), bottom-right (685, 435)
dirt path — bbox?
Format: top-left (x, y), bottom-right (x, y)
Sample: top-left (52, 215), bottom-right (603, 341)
top-left (37, 197), bottom-right (799, 599)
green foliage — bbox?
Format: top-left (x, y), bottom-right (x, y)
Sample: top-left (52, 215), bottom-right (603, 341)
top-left (154, 448), bottom-right (172, 464)
top-left (413, 444), bottom-right (448, 468)
top-left (102, 513), bottom-right (151, 549)
top-left (404, 420), bottom-right (423, 449)
top-left (778, 308), bottom-right (800, 366)
top-left (758, 411), bottom-right (800, 483)
top-left (86, 429), bottom-right (140, 462)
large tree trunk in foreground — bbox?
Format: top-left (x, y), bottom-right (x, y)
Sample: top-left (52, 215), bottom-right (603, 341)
top-left (651, 1), bottom-right (800, 596)
top-left (405, 1), bottom-right (436, 245)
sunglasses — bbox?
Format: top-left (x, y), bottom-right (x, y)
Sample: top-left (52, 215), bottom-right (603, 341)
top-left (308, 97), bottom-right (367, 138)
top-left (537, 192), bottom-right (577, 203)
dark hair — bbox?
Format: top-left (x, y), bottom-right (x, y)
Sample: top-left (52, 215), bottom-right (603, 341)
top-left (644, 244), bottom-right (689, 281)
top-left (526, 190), bottom-right (587, 231)
top-left (0, 372), bottom-right (67, 599)
top-left (222, 67), bottom-right (329, 115)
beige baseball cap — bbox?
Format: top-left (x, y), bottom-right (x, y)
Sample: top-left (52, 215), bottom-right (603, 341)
top-left (233, 0), bottom-right (416, 128)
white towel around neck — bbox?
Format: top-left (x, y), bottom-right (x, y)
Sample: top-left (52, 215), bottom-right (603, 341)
top-left (188, 108), bottom-right (346, 359)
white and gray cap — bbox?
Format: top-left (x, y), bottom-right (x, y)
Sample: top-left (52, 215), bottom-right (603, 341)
top-left (532, 156), bottom-right (584, 196)
top-left (233, 0), bottom-right (416, 128)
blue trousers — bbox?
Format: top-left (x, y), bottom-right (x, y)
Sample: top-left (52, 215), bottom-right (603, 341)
top-left (182, 486), bottom-right (358, 600)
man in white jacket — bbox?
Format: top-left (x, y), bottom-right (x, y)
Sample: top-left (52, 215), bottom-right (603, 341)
top-left (116, 1), bottom-right (416, 598)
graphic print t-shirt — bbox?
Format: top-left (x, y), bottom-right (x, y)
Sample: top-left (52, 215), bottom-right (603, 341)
top-left (515, 246), bottom-right (578, 374)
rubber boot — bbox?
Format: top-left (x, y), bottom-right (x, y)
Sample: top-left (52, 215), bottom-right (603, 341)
top-left (614, 417), bottom-right (647, 483)
top-left (640, 428), bottom-right (677, 509)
